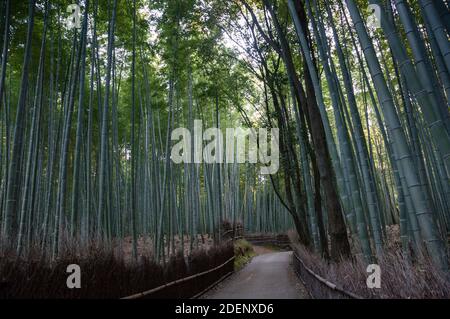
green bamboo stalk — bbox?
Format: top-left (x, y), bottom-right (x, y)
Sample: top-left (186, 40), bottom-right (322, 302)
top-left (97, 0), bottom-right (117, 241)
top-left (3, 0), bottom-right (36, 242)
top-left (344, 0), bottom-right (448, 270)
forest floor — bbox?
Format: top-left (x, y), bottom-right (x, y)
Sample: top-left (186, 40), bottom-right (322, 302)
top-left (252, 245), bottom-right (277, 255)
top-left (202, 247), bottom-right (309, 299)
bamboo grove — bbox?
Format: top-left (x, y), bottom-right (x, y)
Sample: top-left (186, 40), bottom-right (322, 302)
top-left (0, 0), bottom-right (449, 274)
top-left (0, 0), bottom-right (292, 262)
top-left (220, 0), bottom-right (450, 270)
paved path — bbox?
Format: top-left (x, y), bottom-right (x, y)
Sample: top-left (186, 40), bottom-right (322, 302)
top-left (204, 251), bottom-right (309, 299)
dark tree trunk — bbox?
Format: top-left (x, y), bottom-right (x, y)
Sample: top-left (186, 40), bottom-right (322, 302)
top-left (295, 1), bottom-right (351, 260)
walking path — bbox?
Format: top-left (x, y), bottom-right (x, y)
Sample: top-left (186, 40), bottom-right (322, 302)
top-left (203, 250), bottom-right (309, 299)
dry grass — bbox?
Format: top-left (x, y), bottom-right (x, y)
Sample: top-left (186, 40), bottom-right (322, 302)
top-left (0, 239), bottom-right (233, 299)
top-left (289, 230), bottom-right (450, 299)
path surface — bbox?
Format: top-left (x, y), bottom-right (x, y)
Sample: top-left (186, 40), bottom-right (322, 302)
top-left (204, 250), bottom-right (309, 299)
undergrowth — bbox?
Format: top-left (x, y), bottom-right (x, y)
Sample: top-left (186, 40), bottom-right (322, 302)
top-left (289, 230), bottom-right (450, 299)
top-left (0, 242), bottom-right (234, 298)
top-left (234, 239), bottom-right (255, 270)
